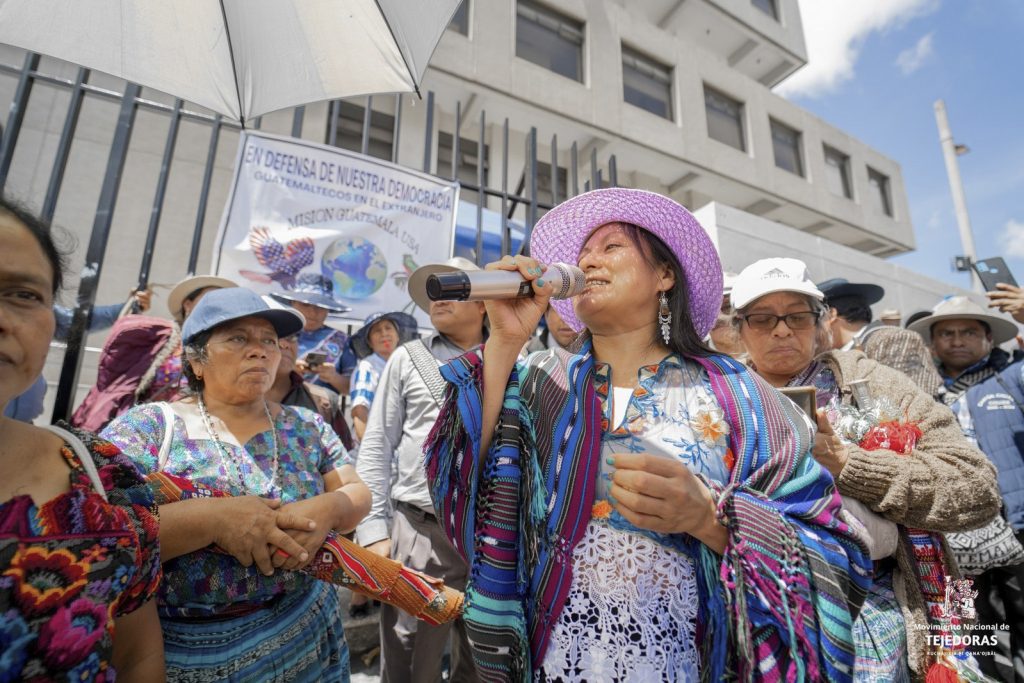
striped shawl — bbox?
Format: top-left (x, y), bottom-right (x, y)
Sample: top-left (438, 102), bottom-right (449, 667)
top-left (425, 343), bottom-right (871, 682)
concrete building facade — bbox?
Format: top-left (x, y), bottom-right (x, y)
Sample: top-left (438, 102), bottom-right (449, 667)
top-left (0, 0), bottom-right (984, 416)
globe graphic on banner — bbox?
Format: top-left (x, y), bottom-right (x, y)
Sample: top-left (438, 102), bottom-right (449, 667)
top-left (321, 236), bottom-right (388, 299)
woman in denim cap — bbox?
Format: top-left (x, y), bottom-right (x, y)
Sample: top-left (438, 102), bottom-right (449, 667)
top-left (103, 287), bottom-right (371, 682)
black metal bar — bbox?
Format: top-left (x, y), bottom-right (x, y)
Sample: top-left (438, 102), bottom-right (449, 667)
top-left (392, 94), bottom-right (402, 165)
top-left (507, 174), bottom-right (525, 219)
top-left (361, 96), bottom-right (372, 155)
top-left (0, 62), bottom-right (246, 130)
top-left (609, 154), bottom-right (618, 186)
top-left (590, 146), bottom-right (598, 189)
top-left (500, 118), bottom-right (510, 256)
top-left (0, 53), bottom-right (41, 192)
top-left (187, 115), bottom-right (222, 274)
top-left (571, 142), bottom-right (579, 196)
top-left (137, 99), bottom-right (183, 288)
top-left (524, 127), bottom-right (538, 251)
top-left (291, 106), bottom-right (305, 138)
top-left (550, 134), bottom-right (559, 205)
top-left (41, 67), bottom-right (89, 222)
top-left (52, 82), bottom-right (141, 422)
top-left (423, 91), bottom-right (434, 173)
top-left (475, 109), bottom-right (485, 264)
top-left (326, 100), bottom-right (340, 147)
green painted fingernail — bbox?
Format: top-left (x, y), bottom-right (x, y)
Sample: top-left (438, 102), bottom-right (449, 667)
top-left (606, 457), bottom-right (615, 466)
top-left (536, 278), bottom-right (545, 287)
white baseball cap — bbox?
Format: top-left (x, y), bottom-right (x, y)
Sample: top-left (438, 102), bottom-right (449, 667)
top-left (730, 258), bottom-right (825, 310)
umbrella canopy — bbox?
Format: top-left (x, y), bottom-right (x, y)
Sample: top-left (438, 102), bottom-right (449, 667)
top-left (0, 0), bottom-right (461, 124)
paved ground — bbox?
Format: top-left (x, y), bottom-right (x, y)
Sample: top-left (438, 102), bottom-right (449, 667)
top-left (340, 588), bottom-right (381, 682)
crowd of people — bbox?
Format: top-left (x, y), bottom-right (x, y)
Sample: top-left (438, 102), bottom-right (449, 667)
top-left (2, 185), bottom-right (1024, 682)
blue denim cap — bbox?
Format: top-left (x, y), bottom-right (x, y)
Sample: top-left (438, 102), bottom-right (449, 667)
top-left (181, 287), bottom-right (305, 344)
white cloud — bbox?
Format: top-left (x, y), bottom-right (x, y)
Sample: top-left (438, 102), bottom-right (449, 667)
top-left (1000, 219), bottom-right (1024, 259)
top-left (776, 0), bottom-right (940, 99)
top-left (896, 32), bottom-right (935, 74)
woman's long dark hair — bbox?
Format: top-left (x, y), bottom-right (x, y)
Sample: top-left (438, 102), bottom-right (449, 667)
top-left (626, 224), bottom-right (715, 358)
top-left (576, 222), bottom-right (715, 358)
top-left (0, 194), bottom-right (70, 296)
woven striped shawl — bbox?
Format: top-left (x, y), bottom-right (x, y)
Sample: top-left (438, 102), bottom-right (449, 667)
top-left (425, 343), bottom-right (871, 682)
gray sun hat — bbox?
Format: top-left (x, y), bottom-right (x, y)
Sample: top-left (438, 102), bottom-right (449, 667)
top-left (350, 311), bottom-right (420, 359)
top-left (270, 273), bottom-right (351, 313)
top-left (908, 296), bottom-right (1019, 345)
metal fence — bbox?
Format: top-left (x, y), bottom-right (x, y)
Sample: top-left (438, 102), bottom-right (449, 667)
top-left (0, 50), bottom-right (619, 422)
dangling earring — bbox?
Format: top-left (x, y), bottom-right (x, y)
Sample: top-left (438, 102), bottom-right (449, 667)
top-left (658, 291), bottom-right (672, 345)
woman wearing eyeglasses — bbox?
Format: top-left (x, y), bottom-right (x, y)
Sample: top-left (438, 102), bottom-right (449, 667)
top-left (731, 258), bottom-right (1001, 681)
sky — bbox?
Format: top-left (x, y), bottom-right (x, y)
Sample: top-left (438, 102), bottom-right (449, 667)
top-left (774, 0), bottom-right (1024, 292)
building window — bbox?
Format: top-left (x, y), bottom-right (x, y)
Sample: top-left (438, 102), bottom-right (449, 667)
top-left (704, 86), bottom-right (745, 152)
top-left (449, 1), bottom-right (469, 35)
top-left (867, 167), bottom-right (893, 216)
top-left (438, 131), bottom-right (489, 202)
top-left (752, 0), bottom-right (779, 20)
top-left (622, 46), bottom-right (673, 120)
top-left (516, 0), bottom-right (584, 82)
top-left (770, 119), bottom-right (803, 176)
top-left (823, 146), bottom-right (852, 198)
top-left (330, 101), bottom-right (394, 161)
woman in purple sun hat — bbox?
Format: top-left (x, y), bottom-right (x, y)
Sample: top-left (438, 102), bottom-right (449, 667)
top-left (423, 188), bottom-right (871, 682)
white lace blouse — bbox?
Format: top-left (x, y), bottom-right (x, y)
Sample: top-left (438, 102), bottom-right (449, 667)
top-left (536, 355), bottom-right (733, 682)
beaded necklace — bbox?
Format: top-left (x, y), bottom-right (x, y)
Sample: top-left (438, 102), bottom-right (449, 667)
top-left (197, 394), bottom-right (280, 496)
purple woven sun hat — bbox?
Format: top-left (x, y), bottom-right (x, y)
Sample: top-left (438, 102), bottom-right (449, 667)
top-left (530, 188), bottom-right (723, 337)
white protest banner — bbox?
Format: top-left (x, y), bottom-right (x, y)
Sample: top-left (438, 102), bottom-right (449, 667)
top-left (212, 131), bottom-right (458, 328)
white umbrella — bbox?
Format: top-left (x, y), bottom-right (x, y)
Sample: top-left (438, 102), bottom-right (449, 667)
top-left (0, 0), bottom-right (461, 124)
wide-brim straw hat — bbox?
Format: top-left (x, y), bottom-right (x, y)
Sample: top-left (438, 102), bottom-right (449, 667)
top-left (350, 311), bottom-right (420, 358)
top-left (908, 296), bottom-right (1019, 344)
top-left (167, 275), bottom-right (238, 323)
top-left (529, 188), bottom-right (723, 337)
top-left (407, 256), bottom-right (480, 314)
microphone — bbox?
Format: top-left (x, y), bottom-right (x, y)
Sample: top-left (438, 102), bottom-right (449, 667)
top-left (426, 263), bottom-right (585, 302)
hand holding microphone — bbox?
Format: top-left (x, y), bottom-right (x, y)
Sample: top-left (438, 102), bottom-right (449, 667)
top-left (425, 261), bottom-right (585, 302)
top-left (431, 255), bottom-right (579, 349)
